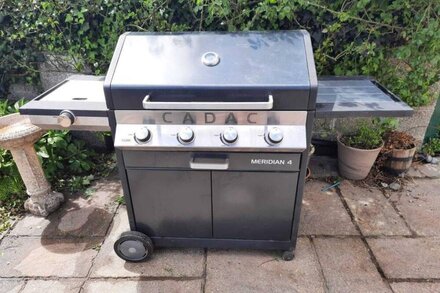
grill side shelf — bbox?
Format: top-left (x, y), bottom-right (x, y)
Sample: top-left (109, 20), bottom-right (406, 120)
top-left (19, 75), bottom-right (110, 131)
top-left (315, 76), bottom-right (413, 118)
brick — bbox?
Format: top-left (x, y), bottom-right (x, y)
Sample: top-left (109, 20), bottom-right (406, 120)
top-left (391, 179), bottom-right (440, 236)
top-left (10, 178), bottom-right (121, 237)
top-left (314, 238), bottom-right (391, 293)
top-left (367, 238), bottom-right (440, 279)
top-left (340, 181), bottom-right (410, 236)
top-left (299, 180), bottom-right (358, 236)
top-left (205, 238), bottom-right (326, 293)
top-left (90, 206), bottom-right (204, 278)
top-left (0, 236), bottom-right (101, 277)
top-left (83, 279), bottom-right (202, 293)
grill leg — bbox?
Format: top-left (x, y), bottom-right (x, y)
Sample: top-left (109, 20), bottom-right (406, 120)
top-left (282, 249), bottom-right (295, 261)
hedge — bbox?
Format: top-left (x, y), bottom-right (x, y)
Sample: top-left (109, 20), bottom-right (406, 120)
top-left (0, 0), bottom-right (439, 107)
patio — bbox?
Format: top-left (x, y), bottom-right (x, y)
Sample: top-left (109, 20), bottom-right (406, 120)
top-left (1, 163), bottom-right (440, 293)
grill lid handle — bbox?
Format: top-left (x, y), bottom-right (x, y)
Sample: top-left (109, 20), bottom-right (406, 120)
top-left (142, 95), bottom-right (273, 110)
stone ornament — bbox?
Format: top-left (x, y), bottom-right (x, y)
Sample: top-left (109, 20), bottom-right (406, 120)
top-left (0, 113), bottom-right (63, 217)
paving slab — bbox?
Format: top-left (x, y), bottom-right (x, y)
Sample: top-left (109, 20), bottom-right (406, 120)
top-left (90, 206), bottom-right (204, 278)
top-left (339, 181), bottom-right (410, 236)
top-left (407, 162), bottom-right (440, 178)
top-left (390, 282), bottom-right (440, 293)
top-left (0, 279), bottom-right (25, 293)
top-left (390, 179), bottom-right (440, 236)
top-left (314, 238), bottom-right (391, 293)
top-left (367, 237), bottom-right (440, 279)
top-left (10, 178), bottom-right (121, 237)
top-left (0, 236), bottom-right (102, 277)
top-left (83, 279), bottom-right (202, 293)
top-left (205, 237), bottom-right (326, 293)
top-left (299, 180), bottom-right (358, 236)
top-left (21, 279), bottom-right (84, 293)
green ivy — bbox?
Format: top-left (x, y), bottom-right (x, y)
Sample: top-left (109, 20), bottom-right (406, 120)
top-left (0, 1), bottom-right (439, 106)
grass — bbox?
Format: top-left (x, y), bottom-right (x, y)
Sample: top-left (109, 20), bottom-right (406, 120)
top-left (115, 195), bottom-right (125, 205)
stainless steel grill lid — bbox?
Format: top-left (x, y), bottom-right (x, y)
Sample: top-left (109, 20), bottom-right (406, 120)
top-left (104, 31), bottom-right (317, 111)
top-left (111, 32), bottom-right (311, 88)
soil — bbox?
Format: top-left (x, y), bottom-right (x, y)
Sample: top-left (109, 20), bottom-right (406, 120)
top-left (382, 131), bottom-right (416, 151)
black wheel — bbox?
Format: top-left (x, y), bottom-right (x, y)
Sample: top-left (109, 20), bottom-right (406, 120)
top-left (114, 231), bottom-right (154, 262)
top-left (282, 250), bottom-right (294, 261)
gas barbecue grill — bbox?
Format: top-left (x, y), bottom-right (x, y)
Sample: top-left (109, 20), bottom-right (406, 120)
top-left (20, 31), bottom-right (412, 262)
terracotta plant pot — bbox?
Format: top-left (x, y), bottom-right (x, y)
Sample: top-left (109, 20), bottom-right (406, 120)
top-left (337, 137), bottom-right (383, 180)
top-left (384, 145), bottom-right (416, 175)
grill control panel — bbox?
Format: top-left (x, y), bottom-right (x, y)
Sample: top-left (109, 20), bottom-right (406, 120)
top-left (114, 124), bottom-right (306, 152)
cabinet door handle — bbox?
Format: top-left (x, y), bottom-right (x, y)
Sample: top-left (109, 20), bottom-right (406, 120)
top-left (190, 158), bottom-right (229, 170)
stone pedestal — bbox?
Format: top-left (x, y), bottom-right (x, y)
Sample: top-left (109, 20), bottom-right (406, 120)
top-left (0, 114), bottom-right (63, 217)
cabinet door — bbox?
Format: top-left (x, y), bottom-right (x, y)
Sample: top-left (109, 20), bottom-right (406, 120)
top-left (127, 169), bottom-right (212, 238)
top-left (212, 172), bottom-right (298, 241)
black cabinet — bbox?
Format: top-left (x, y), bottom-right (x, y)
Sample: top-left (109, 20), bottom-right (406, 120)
top-left (125, 151), bottom-right (299, 242)
top-left (127, 169), bottom-right (212, 238)
top-left (212, 172), bottom-right (298, 240)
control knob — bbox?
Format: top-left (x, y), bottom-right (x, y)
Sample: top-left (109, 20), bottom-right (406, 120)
top-left (134, 127), bottom-right (151, 143)
top-left (178, 127), bottom-right (194, 144)
top-left (222, 127), bottom-right (238, 144)
top-left (266, 127), bottom-right (283, 144)
top-left (57, 110), bottom-right (75, 128)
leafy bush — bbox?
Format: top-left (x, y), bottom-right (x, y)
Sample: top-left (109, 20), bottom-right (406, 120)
top-left (0, 99), bottom-right (25, 117)
top-left (422, 138), bottom-right (440, 156)
top-left (36, 130), bottom-right (96, 179)
top-left (341, 118), bottom-right (397, 150)
top-left (0, 100), bottom-right (27, 197)
top-left (1, 1), bottom-right (439, 106)
top-left (340, 121), bottom-right (385, 149)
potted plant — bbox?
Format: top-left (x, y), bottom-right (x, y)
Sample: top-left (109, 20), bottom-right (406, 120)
top-left (422, 137), bottom-right (440, 158)
top-left (381, 131), bottom-right (417, 175)
top-left (337, 123), bottom-right (384, 180)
